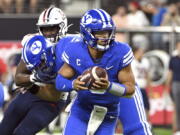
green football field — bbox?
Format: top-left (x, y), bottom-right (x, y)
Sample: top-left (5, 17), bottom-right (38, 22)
top-left (37, 127), bottom-right (173, 135)
top-left (153, 127), bottom-right (172, 135)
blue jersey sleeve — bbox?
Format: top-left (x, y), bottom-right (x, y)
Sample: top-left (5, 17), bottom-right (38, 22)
top-left (61, 50), bottom-right (70, 65)
top-left (55, 37), bottom-right (67, 71)
top-left (120, 43), bottom-right (134, 68)
top-left (55, 36), bottom-right (81, 92)
top-left (61, 36), bottom-right (81, 68)
top-left (55, 40), bottom-right (63, 64)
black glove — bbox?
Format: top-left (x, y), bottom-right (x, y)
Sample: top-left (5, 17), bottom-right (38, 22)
top-left (36, 69), bottom-right (56, 82)
top-left (30, 70), bottom-right (56, 85)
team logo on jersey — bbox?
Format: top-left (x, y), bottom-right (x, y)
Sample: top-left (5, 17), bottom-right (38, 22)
top-left (105, 66), bottom-right (114, 70)
top-left (30, 41), bottom-right (42, 55)
top-left (81, 14), bottom-right (92, 25)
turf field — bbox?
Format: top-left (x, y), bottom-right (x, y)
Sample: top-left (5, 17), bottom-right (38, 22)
top-left (37, 127), bottom-right (173, 135)
top-left (153, 127), bottom-right (172, 135)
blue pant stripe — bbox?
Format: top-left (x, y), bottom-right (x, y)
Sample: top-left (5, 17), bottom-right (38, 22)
top-left (134, 91), bottom-right (147, 135)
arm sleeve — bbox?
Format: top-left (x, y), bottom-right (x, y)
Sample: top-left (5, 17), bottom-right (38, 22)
top-left (56, 74), bottom-right (74, 92)
top-left (56, 41), bottom-right (76, 92)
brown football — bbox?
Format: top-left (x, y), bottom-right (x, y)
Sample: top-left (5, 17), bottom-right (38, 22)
top-left (80, 66), bottom-right (108, 89)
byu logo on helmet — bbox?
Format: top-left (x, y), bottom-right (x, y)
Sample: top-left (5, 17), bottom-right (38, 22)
top-left (82, 14), bottom-right (93, 25)
top-left (30, 41), bottom-right (42, 55)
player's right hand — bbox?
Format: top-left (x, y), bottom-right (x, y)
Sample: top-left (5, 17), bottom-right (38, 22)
top-left (30, 72), bottom-right (46, 86)
top-left (91, 78), bottom-right (110, 90)
top-left (73, 76), bottom-right (88, 91)
top-left (30, 69), bottom-right (56, 85)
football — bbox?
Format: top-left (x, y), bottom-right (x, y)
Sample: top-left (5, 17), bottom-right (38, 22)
top-left (80, 66), bottom-right (108, 89)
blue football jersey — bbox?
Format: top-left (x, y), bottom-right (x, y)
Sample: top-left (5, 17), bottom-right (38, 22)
top-left (60, 35), bottom-right (134, 113)
top-left (55, 35), bottom-right (82, 72)
top-left (54, 38), bottom-right (67, 71)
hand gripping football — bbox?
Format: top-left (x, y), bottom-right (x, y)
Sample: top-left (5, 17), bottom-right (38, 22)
top-left (80, 66), bottom-right (108, 89)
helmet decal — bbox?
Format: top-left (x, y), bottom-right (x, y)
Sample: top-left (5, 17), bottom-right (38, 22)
top-left (93, 9), bottom-right (109, 28)
top-left (81, 14), bottom-right (93, 25)
top-left (42, 9), bottom-right (48, 23)
top-left (98, 9), bottom-right (113, 28)
top-left (46, 7), bottom-right (54, 22)
top-left (30, 41), bottom-right (42, 55)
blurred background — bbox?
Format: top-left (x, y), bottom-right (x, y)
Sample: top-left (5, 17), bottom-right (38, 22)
top-left (0, 0), bottom-right (180, 135)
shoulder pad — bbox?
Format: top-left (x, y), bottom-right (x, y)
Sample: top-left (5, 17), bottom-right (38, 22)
top-left (21, 33), bottom-right (39, 46)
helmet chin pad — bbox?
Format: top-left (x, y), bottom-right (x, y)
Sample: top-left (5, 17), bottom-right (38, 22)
top-left (91, 37), bottom-right (111, 51)
top-left (89, 32), bottom-right (112, 51)
top-left (96, 44), bottom-right (110, 51)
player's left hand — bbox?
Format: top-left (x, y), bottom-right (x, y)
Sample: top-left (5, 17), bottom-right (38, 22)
top-left (73, 76), bottom-right (89, 91)
top-left (91, 78), bottom-right (110, 90)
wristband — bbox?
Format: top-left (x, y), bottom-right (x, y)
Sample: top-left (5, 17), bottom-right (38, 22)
top-left (107, 82), bottom-right (126, 96)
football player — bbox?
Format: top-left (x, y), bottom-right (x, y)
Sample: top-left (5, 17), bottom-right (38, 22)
top-left (54, 9), bottom-right (150, 135)
top-left (0, 6), bottom-right (68, 135)
top-left (55, 9), bottom-right (152, 135)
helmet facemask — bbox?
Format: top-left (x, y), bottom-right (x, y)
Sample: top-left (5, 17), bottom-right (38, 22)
top-left (81, 25), bottom-right (115, 51)
top-left (92, 30), bottom-right (115, 51)
top-left (35, 50), bottom-right (55, 74)
top-left (38, 25), bottom-right (59, 43)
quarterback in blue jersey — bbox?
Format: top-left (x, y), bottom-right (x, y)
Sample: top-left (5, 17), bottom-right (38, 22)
top-left (0, 7), bottom-right (68, 135)
top-left (55, 9), bottom-right (136, 135)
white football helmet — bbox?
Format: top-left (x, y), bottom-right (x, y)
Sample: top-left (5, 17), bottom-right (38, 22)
top-left (37, 6), bottom-right (68, 43)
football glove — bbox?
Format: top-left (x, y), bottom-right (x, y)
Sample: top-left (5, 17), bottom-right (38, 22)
top-left (30, 70), bottom-right (56, 86)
